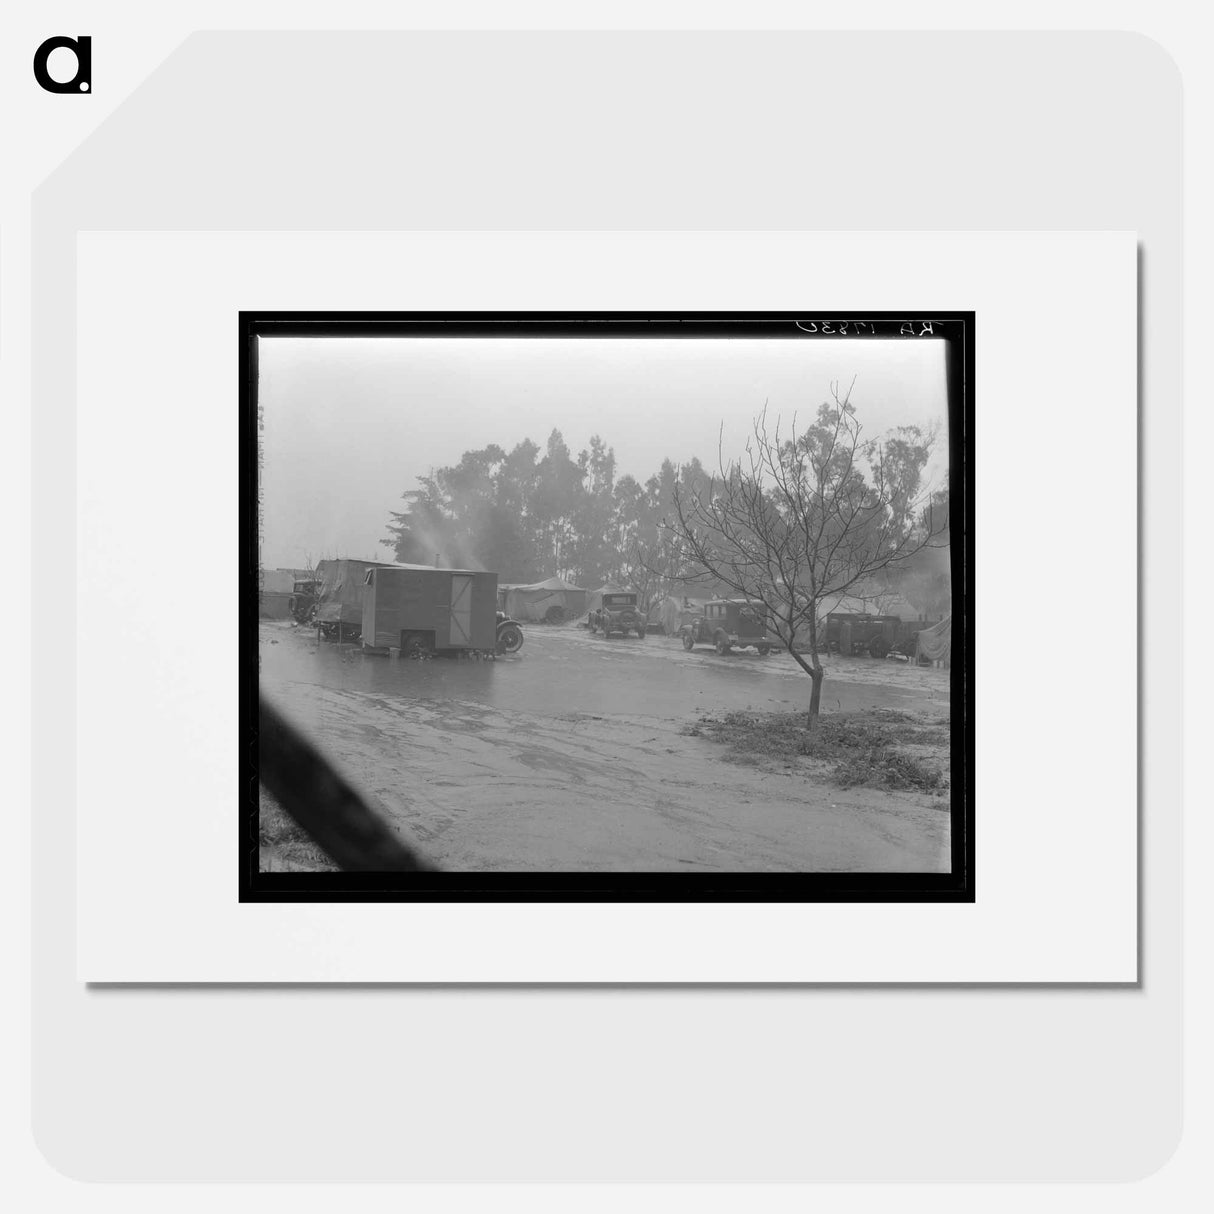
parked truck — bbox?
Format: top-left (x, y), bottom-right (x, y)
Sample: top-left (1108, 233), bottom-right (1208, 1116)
top-left (361, 565), bottom-right (520, 658)
top-left (824, 612), bottom-right (917, 658)
top-left (288, 576), bottom-right (320, 624)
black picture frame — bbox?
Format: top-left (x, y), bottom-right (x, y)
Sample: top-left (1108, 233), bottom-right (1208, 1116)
top-left (242, 312), bottom-right (974, 902)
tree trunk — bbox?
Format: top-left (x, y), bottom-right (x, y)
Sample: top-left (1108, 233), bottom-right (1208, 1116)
top-left (805, 607), bottom-right (825, 729)
top-left (782, 610), bottom-right (828, 729)
top-left (807, 666), bottom-right (824, 727)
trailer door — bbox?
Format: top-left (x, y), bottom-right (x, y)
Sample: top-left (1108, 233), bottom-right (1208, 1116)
top-left (449, 574), bottom-right (473, 646)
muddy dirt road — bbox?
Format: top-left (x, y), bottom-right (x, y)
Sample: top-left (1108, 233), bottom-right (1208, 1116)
top-left (260, 621), bottom-right (951, 872)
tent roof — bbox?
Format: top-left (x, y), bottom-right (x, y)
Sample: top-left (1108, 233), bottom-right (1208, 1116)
top-left (509, 576), bottom-right (585, 593)
top-left (377, 562), bottom-right (484, 575)
top-left (320, 558), bottom-right (483, 576)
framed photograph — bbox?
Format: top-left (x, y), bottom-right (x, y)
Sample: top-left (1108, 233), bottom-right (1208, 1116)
top-left (74, 228), bottom-right (1134, 982)
top-left (244, 312), bottom-right (973, 902)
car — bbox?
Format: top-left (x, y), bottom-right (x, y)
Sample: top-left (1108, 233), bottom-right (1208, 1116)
top-left (680, 599), bottom-right (775, 655)
top-left (589, 592), bottom-right (646, 638)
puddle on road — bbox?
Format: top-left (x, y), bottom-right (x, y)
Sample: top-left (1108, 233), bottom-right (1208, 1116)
top-left (259, 623), bottom-right (943, 720)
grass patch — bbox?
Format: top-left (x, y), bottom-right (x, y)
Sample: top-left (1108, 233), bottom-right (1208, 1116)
top-left (259, 786), bottom-right (340, 872)
top-left (692, 708), bottom-right (950, 794)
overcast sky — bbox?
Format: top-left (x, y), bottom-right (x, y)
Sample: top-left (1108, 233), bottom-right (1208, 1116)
top-left (258, 336), bottom-right (950, 571)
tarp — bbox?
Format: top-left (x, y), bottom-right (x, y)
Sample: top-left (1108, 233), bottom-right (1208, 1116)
top-left (502, 576), bottom-right (587, 623)
top-left (915, 613), bottom-right (952, 663)
top-left (315, 558), bottom-right (401, 626)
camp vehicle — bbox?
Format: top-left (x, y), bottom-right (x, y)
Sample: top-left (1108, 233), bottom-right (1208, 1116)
top-left (288, 577), bottom-right (320, 624)
top-left (589, 592), bottom-right (646, 638)
top-left (680, 599), bottom-right (774, 656)
top-left (585, 584), bottom-right (623, 622)
top-left (823, 612), bottom-right (906, 659)
top-left (361, 565), bottom-right (500, 658)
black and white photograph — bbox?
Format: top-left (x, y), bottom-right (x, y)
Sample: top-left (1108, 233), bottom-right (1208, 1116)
top-left (18, 1), bottom-right (1196, 1194)
top-left (244, 313), bottom-right (971, 899)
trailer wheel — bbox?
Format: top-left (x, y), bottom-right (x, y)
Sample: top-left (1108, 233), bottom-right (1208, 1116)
top-left (681, 630), bottom-right (695, 651)
top-left (544, 605), bottom-right (565, 625)
top-left (868, 636), bottom-right (890, 659)
top-left (636, 625), bottom-right (646, 639)
top-left (714, 634), bottom-right (731, 656)
top-left (758, 645), bottom-right (771, 656)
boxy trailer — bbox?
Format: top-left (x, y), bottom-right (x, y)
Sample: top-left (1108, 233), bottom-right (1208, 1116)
top-left (361, 565), bottom-right (501, 658)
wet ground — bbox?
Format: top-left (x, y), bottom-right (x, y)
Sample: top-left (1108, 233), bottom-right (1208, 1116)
top-left (260, 620), bottom-right (951, 872)
top-left (261, 619), bottom-right (949, 718)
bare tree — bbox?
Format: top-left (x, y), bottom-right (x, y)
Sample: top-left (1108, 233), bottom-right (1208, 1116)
top-left (617, 530), bottom-right (687, 611)
top-left (665, 381), bottom-right (947, 726)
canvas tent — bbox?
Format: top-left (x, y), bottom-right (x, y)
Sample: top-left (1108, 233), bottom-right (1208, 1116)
top-left (502, 577), bottom-right (587, 623)
top-left (647, 595), bottom-right (710, 636)
top-left (914, 613), bottom-right (952, 665)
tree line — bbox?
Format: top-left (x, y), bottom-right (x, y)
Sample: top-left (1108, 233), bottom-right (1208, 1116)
top-left (382, 394), bottom-right (949, 613)
top-left (381, 427), bottom-right (720, 594)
